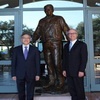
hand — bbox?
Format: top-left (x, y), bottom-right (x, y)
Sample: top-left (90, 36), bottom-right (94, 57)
top-left (12, 76), bottom-right (16, 81)
top-left (78, 72), bottom-right (84, 77)
top-left (35, 76), bottom-right (40, 81)
top-left (63, 71), bottom-right (67, 77)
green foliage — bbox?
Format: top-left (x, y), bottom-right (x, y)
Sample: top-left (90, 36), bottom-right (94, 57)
top-left (76, 21), bottom-right (84, 40)
top-left (0, 20), bottom-right (34, 46)
top-left (76, 16), bottom-right (100, 56)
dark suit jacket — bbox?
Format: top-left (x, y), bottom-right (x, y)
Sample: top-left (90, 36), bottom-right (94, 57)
top-left (62, 40), bottom-right (88, 77)
top-left (11, 45), bottom-right (40, 79)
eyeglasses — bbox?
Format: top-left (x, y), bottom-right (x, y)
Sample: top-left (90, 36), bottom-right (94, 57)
top-left (68, 33), bottom-right (77, 34)
top-left (22, 37), bottom-right (31, 40)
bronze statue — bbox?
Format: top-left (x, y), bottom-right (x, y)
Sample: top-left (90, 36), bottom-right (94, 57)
top-left (33, 4), bottom-right (70, 91)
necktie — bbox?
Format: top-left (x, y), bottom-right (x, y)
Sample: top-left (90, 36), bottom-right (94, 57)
top-left (24, 46), bottom-right (28, 59)
top-left (69, 42), bottom-right (72, 50)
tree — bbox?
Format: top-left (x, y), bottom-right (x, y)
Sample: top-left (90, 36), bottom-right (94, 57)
top-left (92, 17), bottom-right (100, 56)
top-left (76, 22), bottom-right (84, 41)
top-left (0, 20), bottom-right (34, 60)
top-left (76, 16), bottom-right (100, 56)
top-left (0, 20), bottom-right (14, 60)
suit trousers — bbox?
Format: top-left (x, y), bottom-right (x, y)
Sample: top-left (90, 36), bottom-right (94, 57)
top-left (67, 76), bottom-right (85, 100)
top-left (16, 78), bottom-right (35, 100)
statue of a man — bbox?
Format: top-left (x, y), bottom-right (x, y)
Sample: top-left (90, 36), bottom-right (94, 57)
top-left (33, 4), bottom-right (70, 91)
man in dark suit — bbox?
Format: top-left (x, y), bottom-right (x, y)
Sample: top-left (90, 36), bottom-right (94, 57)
top-left (62, 29), bottom-right (88, 100)
top-left (11, 32), bottom-right (40, 100)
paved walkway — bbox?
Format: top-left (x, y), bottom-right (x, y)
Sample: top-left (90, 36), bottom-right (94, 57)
top-left (0, 92), bottom-right (100, 100)
top-left (0, 94), bottom-right (71, 100)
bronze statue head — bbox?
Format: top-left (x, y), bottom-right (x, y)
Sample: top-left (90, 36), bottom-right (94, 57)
top-left (44, 4), bottom-right (54, 16)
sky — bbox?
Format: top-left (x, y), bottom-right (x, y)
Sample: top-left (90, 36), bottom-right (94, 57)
top-left (0, 1), bottom-right (83, 30)
top-left (23, 1), bottom-right (83, 29)
top-left (23, 1), bottom-right (83, 8)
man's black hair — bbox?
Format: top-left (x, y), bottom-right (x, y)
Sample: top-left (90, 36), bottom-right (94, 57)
top-left (44, 4), bottom-right (54, 12)
top-left (21, 32), bottom-right (32, 37)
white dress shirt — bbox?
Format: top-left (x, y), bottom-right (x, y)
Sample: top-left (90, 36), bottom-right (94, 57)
top-left (69, 39), bottom-right (77, 50)
top-left (22, 44), bottom-right (29, 53)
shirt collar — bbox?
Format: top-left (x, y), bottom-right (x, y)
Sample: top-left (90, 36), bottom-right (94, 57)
top-left (22, 44), bottom-right (29, 51)
top-left (70, 39), bottom-right (77, 45)
top-left (70, 39), bottom-right (77, 43)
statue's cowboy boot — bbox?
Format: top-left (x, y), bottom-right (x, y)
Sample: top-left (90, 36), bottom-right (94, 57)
top-left (43, 75), bottom-right (55, 90)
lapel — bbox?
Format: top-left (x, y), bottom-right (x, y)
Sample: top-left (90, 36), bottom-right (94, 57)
top-left (67, 41), bottom-right (70, 53)
top-left (69, 40), bottom-right (79, 52)
top-left (19, 45), bottom-right (25, 59)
